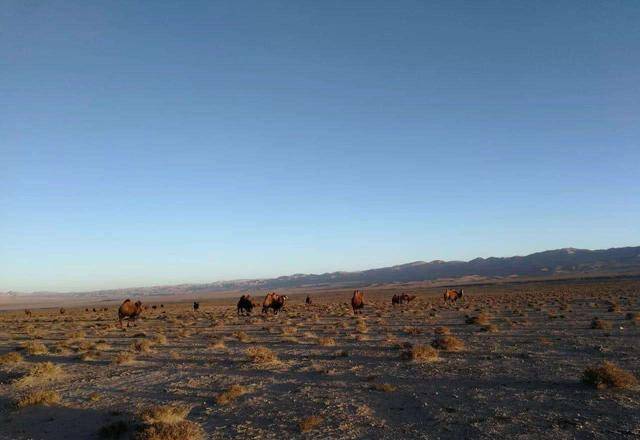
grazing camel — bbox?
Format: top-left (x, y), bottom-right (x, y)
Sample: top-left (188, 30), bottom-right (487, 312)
top-left (237, 294), bottom-right (255, 316)
top-left (118, 299), bottom-right (143, 328)
top-left (392, 293), bottom-right (417, 305)
top-left (443, 289), bottom-right (464, 303)
top-left (262, 292), bottom-right (288, 315)
top-left (351, 290), bottom-right (365, 314)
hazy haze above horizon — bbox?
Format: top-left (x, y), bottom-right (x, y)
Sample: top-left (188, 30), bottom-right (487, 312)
top-left (2, 1), bottom-right (639, 291)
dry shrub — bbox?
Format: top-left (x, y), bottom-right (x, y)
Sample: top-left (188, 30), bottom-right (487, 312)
top-left (245, 347), bottom-right (279, 365)
top-left (333, 350), bottom-right (348, 358)
top-left (16, 389), bottom-right (61, 408)
top-left (131, 339), bottom-right (154, 353)
top-left (140, 405), bottom-right (190, 426)
top-left (590, 318), bottom-right (612, 330)
top-left (79, 350), bottom-right (100, 361)
top-left (94, 341), bottom-right (111, 351)
top-left (318, 337), bottom-right (336, 346)
top-left (114, 351), bottom-right (135, 365)
top-left (23, 341), bottom-right (48, 355)
top-left (281, 326), bottom-right (297, 335)
top-left (73, 329), bottom-right (88, 338)
top-left (0, 352), bottom-right (23, 365)
top-left (15, 362), bottom-right (64, 387)
top-left (401, 345), bottom-right (439, 363)
top-left (151, 334), bottom-right (168, 345)
top-left (402, 326), bottom-right (422, 336)
top-left (136, 404), bottom-right (203, 440)
top-left (480, 324), bottom-right (498, 333)
top-left (299, 415), bottom-right (323, 433)
top-left (136, 422), bottom-right (204, 440)
top-left (625, 312), bottom-right (639, 321)
top-left (207, 339), bottom-right (226, 350)
top-left (215, 384), bottom-right (248, 405)
top-left (303, 331), bottom-right (317, 340)
top-left (582, 361), bottom-right (638, 390)
top-left (434, 326), bottom-right (450, 336)
top-left (431, 335), bottom-right (465, 352)
top-left (371, 383), bottom-right (397, 392)
top-left (466, 313), bottom-right (491, 325)
top-left (233, 331), bottom-right (252, 343)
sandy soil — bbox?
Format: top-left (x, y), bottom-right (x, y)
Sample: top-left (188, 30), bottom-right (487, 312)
top-left (0, 278), bottom-right (639, 439)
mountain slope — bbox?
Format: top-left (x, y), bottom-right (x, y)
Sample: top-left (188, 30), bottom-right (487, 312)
top-left (4, 246), bottom-right (640, 298)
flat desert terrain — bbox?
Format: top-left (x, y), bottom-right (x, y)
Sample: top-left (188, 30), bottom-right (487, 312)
top-left (0, 277), bottom-right (639, 439)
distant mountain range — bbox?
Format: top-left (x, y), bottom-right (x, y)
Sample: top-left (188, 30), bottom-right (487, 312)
top-left (3, 246), bottom-right (640, 299)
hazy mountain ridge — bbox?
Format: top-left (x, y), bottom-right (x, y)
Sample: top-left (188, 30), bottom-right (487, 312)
top-left (3, 246), bottom-right (640, 298)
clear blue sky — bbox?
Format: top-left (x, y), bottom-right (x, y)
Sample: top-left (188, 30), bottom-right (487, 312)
top-left (1, 1), bottom-right (639, 292)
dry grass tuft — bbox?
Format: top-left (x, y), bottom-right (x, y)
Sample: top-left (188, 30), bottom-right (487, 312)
top-left (23, 341), bottom-right (48, 355)
top-left (15, 362), bottom-right (64, 387)
top-left (136, 404), bottom-right (203, 440)
top-left (140, 404), bottom-right (190, 426)
top-left (371, 382), bottom-right (397, 392)
top-left (0, 352), bottom-right (23, 365)
top-left (402, 326), bottom-right (422, 335)
top-left (466, 313), bottom-right (491, 325)
top-left (233, 331), bottom-right (252, 343)
top-left (245, 346), bottom-right (279, 365)
top-left (215, 384), bottom-right (248, 405)
top-left (318, 337), bottom-right (336, 346)
top-left (401, 345), bottom-right (439, 363)
top-left (298, 415), bottom-right (323, 433)
top-left (582, 361), bottom-right (638, 389)
top-left (16, 389), bottom-right (61, 408)
top-left (431, 335), bottom-right (465, 352)
top-left (590, 318), bottom-right (612, 330)
top-left (135, 421), bottom-right (204, 440)
top-left (480, 324), bottom-right (498, 333)
top-left (151, 334), bottom-right (168, 345)
top-left (207, 339), bottom-right (226, 350)
top-left (131, 339), bottom-right (154, 353)
top-left (114, 351), bottom-right (136, 365)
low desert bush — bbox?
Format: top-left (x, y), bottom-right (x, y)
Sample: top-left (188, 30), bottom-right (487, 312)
top-left (431, 335), bottom-right (465, 352)
top-left (590, 318), bottom-right (612, 330)
top-left (318, 337), bottom-right (336, 346)
top-left (401, 345), bottom-right (439, 363)
top-left (233, 331), bottom-right (252, 343)
top-left (131, 339), bottom-right (154, 353)
top-left (140, 405), bottom-right (190, 426)
top-left (582, 361), bottom-right (637, 390)
top-left (0, 352), bottom-right (23, 365)
top-left (23, 341), bottom-right (48, 355)
top-left (299, 415), bottom-right (323, 433)
top-left (371, 383), bottom-right (397, 392)
top-left (245, 347), bottom-right (279, 365)
top-left (465, 313), bottom-right (491, 325)
top-left (15, 362), bottom-right (63, 387)
top-left (215, 384), bottom-right (247, 405)
top-left (136, 404), bottom-right (203, 440)
top-left (114, 351), bottom-right (135, 365)
top-left (16, 389), bottom-right (61, 408)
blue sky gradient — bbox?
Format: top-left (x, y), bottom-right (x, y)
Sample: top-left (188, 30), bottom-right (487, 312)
top-left (2, 1), bottom-right (639, 291)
